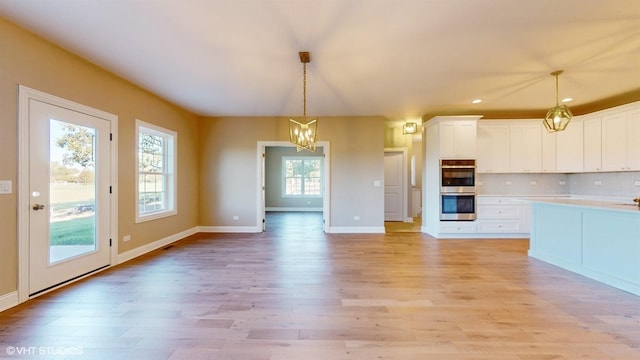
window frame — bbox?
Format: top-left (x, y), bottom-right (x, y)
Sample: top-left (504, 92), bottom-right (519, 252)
top-left (135, 119), bottom-right (177, 223)
top-left (282, 156), bottom-right (323, 198)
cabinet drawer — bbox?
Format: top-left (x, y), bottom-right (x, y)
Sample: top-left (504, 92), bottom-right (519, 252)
top-left (439, 221), bottom-right (477, 233)
top-left (477, 197), bottom-right (519, 206)
top-left (477, 205), bottom-right (521, 219)
top-left (476, 220), bottom-right (522, 233)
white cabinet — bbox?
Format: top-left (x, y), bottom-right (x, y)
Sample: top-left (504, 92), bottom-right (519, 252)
top-left (556, 117), bottom-right (583, 173)
top-left (439, 221), bottom-right (477, 234)
top-left (602, 108), bottom-right (640, 171)
top-left (476, 197), bottom-right (527, 234)
top-left (439, 120), bottom-right (477, 158)
top-left (583, 115), bottom-right (602, 172)
top-left (630, 108), bottom-right (640, 170)
top-left (510, 121), bottom-right (542, 173)
top-left (541, 130), bottom-right (557, 173)
top-left (477, 121), bottom-right (509, 173)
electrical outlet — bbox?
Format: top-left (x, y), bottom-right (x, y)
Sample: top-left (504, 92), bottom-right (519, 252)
top-left (232, 215), bottom-right (239, 221)
top-left (0, 180), bottom-right (11, 194)
top-left (123, 235), bottom-right (131, 242)
top-left (353, 216), bottom-right (360, 221)
top-left (634, 180), bottom-right (640, 186)
top-left (594, 180), bottom-right (602, 186)
top-left (505, 181), bottom-right (512, 185)
top-left (530, 180), bottom-right (537, 186)
top-left (559, 181), bottom-right (566, 185)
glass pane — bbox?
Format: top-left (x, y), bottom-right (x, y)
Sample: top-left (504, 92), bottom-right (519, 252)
top-left (139, 173), bottom-right (166, 214)
top-left (49, 119), bottom-right (97, 264)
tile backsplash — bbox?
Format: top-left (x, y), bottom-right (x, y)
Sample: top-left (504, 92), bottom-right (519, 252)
top-left (477, 171), bottom-right (640, 198)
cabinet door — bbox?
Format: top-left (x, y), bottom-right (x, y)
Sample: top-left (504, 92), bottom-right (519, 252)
top-left (556, 118), bottom-right (583, 173)
top-left (477, 122), bottom-right (509, 173)
top-left (455, 121), bottom-right (477, 158)
top-left (541, 130), bottom-right (557, 172)
top-left (628, 109), bottom-right (640, 170)
top-left (583, 116), bottom-right (602, 172)
top-left (440, 121), bottom-right (477, 158)
top-left (602, 112), bottom-right (628, 171)
top-left (510, 122), bottom-right (542, 173)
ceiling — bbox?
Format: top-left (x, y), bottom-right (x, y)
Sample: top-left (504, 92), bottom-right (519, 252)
top-left (1, 0), bottom-right (639, 122)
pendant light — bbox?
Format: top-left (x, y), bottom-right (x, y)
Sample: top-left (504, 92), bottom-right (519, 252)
top-left (543, 70), bottom-right (572, 132)
top-left (289, 51), bottom-right (317, 152)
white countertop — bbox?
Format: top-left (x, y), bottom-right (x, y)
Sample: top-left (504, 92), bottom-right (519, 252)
top-left (524, 197), bottom-right (640, 213)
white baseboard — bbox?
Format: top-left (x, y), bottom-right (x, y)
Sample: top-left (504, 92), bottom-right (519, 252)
top-left (0, 291), bottom-right (19, 313)
top-left (326, 226), bottom-right (385, 234)
top-left (198, 226), bottom-right (262, 233)
top-left (117, 226), bottom-right (198, 264)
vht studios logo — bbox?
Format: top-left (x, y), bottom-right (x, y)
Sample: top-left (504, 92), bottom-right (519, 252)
top-left (5, 346), bottom-right (84, 356)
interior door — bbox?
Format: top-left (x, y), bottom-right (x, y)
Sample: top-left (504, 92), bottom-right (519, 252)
top-left (384, 151), bottom-right (404, 221)
top-left (28, 99), bottom-right (111, 295)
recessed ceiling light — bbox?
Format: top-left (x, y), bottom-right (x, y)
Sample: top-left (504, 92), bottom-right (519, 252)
top-left (472, 99), bottom-right (482, 104)
top-left (561, 97), bottom-right (573, 103)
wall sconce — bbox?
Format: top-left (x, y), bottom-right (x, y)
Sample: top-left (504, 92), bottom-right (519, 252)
top-left (403, 122), bottom-right (418, 134)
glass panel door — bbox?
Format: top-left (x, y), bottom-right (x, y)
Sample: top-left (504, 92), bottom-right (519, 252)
top-left (49, 120), bottom-right (97, 264)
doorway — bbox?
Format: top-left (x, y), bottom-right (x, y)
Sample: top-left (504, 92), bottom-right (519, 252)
top-left (384, 149), bottom-right (407, 222)
top-left (18, 86), bottom-right (118, 300)
top-left (257, 141), bottom-right (330, 233)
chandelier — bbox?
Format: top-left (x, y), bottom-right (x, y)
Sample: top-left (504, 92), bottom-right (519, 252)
top-left (543, 70), bottom-right (572, 132)
top-left (289, 51), bottom-right (318, 152)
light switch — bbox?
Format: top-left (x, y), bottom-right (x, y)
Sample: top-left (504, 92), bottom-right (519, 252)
top-left (373, 180), bottom-right (381, 187)
top-left (0, 180), bottom-right (12, 194)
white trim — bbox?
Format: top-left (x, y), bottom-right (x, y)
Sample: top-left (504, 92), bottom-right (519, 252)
top-left (0, 291), bottom-right (19, 313)
top-left (17, 85), bottom-right (118, 304)
top-left (257, 141), bottom-right (331, 232)
top-left (198, 226), bottom-right (263, 233)
top-left (266, 207), bottom-right (323, 212)
top-left (135, 119), bottom-right (177, 223)
top-left (117, 227), bottom-right (198, 264)
top-left (326, 226), bottom-right (386, 234)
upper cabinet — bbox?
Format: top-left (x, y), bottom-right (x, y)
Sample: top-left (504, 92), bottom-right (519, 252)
top-left (556, 117), bottom-right (584, 173)
top-left (477, 121), bottom-right (509, 173)
top-left (477, 120), bottom-right (544, 173)
top-left (439, 120), bottom-right (477, 158)
top-left (541, 130), bottom-right (557, 173)
top-left (510, 121), bottom-right (542, 173)
top-left (601, 107), bottom-right (640, 171)
top-left (426, 116), bottom-right (479, 159)
top-left (583, 115), bottom-right (602, 172)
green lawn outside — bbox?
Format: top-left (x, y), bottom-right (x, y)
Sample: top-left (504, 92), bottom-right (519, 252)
top-left (50, 216), bottom-right (95, 246)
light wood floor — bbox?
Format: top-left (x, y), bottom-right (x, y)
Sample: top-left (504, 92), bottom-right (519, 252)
top-left (1, 212), bottom-right (638, 359)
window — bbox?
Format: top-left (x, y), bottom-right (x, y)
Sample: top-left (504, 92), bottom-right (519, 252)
top-left (136, 120), bottom-right (176, 222)
top-left (283, 157), bottom-right (322, 197)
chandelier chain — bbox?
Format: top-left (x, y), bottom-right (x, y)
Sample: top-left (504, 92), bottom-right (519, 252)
top-left (303, 62), bottom-right (307, 120)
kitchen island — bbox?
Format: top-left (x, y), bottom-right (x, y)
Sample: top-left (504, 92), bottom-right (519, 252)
top-left (528, 198), bottom-right (640, 296)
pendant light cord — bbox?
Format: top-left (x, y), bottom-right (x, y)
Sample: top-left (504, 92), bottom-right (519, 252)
top-left (303, 62), bottom-right (307, 120)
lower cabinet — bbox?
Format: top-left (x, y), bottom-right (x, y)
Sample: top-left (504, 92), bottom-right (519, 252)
top-left (439, 221), bottom-right (477, 234)
top-left (476, 196), bottom-right (528, 235)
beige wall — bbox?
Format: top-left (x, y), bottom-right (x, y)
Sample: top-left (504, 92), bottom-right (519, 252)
top-left (0, 18), bottom-right (199, 296)
top-left (198, 116), bottom-right (386, 229)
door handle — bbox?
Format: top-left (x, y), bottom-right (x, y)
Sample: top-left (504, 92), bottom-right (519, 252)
top-left (32, 204), bottom-right (45, 211)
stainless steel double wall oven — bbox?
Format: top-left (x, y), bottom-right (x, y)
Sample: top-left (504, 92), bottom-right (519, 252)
top-left (440, 159), bottom-right (476, 220)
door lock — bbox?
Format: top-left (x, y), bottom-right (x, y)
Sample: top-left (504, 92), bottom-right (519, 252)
top-left (32, 204), bottom-right (45, 211)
